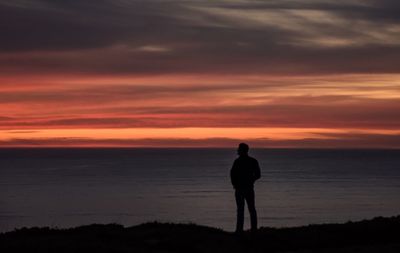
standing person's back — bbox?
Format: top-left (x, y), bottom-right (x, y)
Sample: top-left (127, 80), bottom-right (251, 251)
top-left (231, 155), bottom-right (260, 190)
top-left (230, 143), bottom-right (261, 233)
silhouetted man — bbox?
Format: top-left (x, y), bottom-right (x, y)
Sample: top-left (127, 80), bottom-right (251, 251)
top-left (230, 143), bottom-right (261, 233)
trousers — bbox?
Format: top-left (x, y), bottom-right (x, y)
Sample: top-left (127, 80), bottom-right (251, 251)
top-left (235, 187), bottom-right (257, 232)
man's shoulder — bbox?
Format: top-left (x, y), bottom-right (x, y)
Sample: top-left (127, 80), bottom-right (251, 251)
top-left (237, 156), bottom-right (259, 164)
top-left (247, 156), bottom-right (259, 162)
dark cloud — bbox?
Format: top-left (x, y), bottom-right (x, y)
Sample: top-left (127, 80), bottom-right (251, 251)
top-left (0, 83), bottom-right (268, 103)
top-left (1, 0), bottom-right (400, 75)
top-left (0, 0), bottom-right (181, 51)
top-left (6, 130), bottom-right (39, 134)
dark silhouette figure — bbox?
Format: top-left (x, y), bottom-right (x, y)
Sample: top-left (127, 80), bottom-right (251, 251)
top-left (230, 143), bottom-right (261, 233)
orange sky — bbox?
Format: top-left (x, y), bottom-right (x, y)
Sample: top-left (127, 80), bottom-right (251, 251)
top-left (1, 1), bottom-right (400, 148)
top-left (1, 73), bottom-right (399, 148)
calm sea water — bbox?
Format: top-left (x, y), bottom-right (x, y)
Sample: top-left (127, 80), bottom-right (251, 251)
top-left (1, 148), bottom-right (400, 232)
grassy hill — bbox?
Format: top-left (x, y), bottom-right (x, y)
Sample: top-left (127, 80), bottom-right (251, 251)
top-left (1, 216), bottom-right (400, 252)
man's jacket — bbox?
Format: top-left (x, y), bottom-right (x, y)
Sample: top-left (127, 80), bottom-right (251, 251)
top-left (230, 155), bottom-right (261, 189)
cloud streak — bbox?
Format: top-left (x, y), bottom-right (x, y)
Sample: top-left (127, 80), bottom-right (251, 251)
top-left (1, 75), bottom-right (399, 130)
top-left (2, 133), bottom-right (400, 149)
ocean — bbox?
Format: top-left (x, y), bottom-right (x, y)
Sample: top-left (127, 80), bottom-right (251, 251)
top-left (1, 148), bottom-right (399, 232)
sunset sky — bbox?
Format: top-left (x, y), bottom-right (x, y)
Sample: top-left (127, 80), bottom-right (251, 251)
top-left (1, 0), bottom-right (399, 148)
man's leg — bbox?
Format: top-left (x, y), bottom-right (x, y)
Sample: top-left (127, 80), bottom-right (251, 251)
top-left (245, 188), bottom-right (257, 231)
top-left (235, 189), bottom-right (245, 233)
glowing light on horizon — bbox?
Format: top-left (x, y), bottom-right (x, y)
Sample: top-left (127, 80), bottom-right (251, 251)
top-left (1, 127), bottom-right (399, 142)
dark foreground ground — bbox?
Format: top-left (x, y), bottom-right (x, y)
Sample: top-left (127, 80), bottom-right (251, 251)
top-left (1, 216), bottom-right (400, 253)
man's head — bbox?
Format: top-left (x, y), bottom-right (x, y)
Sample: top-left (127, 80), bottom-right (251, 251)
top-left (237, 143), bottom-right (249, 156)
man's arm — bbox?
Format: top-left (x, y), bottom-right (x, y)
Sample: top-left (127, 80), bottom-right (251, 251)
top-left (230, 160), bottom-right (238, 188)
top-left (253, 160), bottom-right (261, 182)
